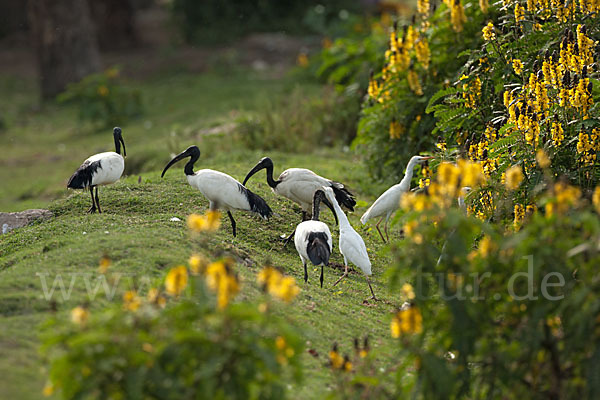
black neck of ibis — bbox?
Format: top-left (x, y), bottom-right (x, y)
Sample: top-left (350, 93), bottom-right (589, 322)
top-left (161, 146), bottom-right (200, 178)
top-left (243, 157), bottom-right (280, 188)
top-left (113, 127), bottom-right (126, 156)
top-left (312, 190), bottom-right (325, 221)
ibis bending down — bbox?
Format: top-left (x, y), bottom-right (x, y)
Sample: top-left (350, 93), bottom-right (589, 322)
top-left (243, 157), bottom-right (356, 242)
top-left (323, 187), bottom-right (376, 300)
top-left (67, 127), bottom-right (126, 213)
top-left (294, 189), bottom-right (333, 288)
top-left (161, 146), bottom-right (272, 237)
top-left (360, 155), bottom-right (433, 243)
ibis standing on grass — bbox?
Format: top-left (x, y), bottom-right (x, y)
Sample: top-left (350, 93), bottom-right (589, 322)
top-left (161, 146), bottom-right (272, 237)
top-left (294, 189), bottom-right (333, 288)
top-left (360, 155), bottom-right (433, 243)
top-left (243, 157), bottom-right (356, 242)
top-left (323, 187), bottom-right (376, 300)
top-left (67, 127), bottom-right (126, 213)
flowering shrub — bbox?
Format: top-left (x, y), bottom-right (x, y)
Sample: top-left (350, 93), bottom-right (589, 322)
top-left (41, 212), bottom-right (303, 399)
top-left (57, 67), bottom-right (142, 128)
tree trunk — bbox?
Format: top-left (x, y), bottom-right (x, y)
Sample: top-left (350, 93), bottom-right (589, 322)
top-left (28, 0), bottom-right (101, 100)
top-left (89, 0), bottom-right (137, 51)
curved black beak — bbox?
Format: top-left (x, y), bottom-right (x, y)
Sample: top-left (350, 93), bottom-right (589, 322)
top-left (161, 151), bottom-right (189, 178)
top-left (243, 157), bottom-right (272, 186)
top-left (120, 136), bottom-right (126, 157)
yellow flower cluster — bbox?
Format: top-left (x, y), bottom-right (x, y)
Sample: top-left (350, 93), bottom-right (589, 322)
top-left (71, 306), bottom-right (89, 325)
top-left (577, 129), bottom-right (599, 166)
top-left (206, 259), bottom-right (240, 309)
top-left (408, 69), bottom-right (424, 96)
top-left (462, 76), bottom-right (482, 109)
top-left (546, 182), bottom-right (581, 217)
top-left (165, 265), bottom-right (188, 296)
top-left (482, 22), bottom-right (495, 41)
top-left (257, 266), bottom-right (300, 303)
top-left (367, 73), bottom-right (382, 102)
top-left (147, 288), bottom-right (166, 308)
top-left (514, 3), bottom-right (525, 22)
top-left (389, 120), bottom-right (404, 139)
top-left (550, 121), bottom-right (564, 147)
top-left (447, 0), bottom-right (467, 32)
top-left (328, 343), bottom-right (352, 371)
top-left (479, 0), bottom-right (489, 13)
top-left (415, 37), bottom-right (431, 70)
top-left (505, 165), bottom-right (524, 190)
top-left (275, 336), bottom-right (295, 365)
top-left (189, 254), bottom-right (209, 275)
top-left (391, 305), bottom-right (423, 337)
top-left (513, 203), bottom-right (525, 229)
top-left (187, 210), bottom-right (221, 232)
top-left (593, 187), bottom-right (600, 213)
top-left (512, 59), bottom-right (523, 75)
top-left (418, 0), bottom-right (430, 16)
top-left (98, 256), bottom-right (111, 273)
top-left (123, 290), bottom-right (142, 311)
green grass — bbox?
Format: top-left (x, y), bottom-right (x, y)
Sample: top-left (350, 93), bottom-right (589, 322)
top-left (0, 67), bottom-right (405, 399)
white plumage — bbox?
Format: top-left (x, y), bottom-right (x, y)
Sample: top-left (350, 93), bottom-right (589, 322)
top-left (243, 157), bottom-right (356, 241)
top-left (360, 155), bottom-right (433, 242)
top-left (161, 146), bottom-right (272, 237)
top-left (294, 190), bottom-right (333, 288)
top-left (323, 187), bottom-right (376, 299)
top-left (67, 127), bottom-right (126, 213)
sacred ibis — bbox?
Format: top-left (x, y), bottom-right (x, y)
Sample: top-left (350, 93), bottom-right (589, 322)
top-left (161, 146), bottom-right (272, 237)
top-left (323, 187), bottom-right (376, 300)
top-left (67, 127), bottom-right (126, 213)
top-left (294, 189), bottom-right (333, 288)
top-left (243, 157), bottom-right (356, 242)
top-left (360, 155), bottom-right (433, 242)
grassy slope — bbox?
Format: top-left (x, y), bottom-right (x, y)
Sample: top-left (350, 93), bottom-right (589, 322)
top-left (0, 68), bottom-right (405, 399)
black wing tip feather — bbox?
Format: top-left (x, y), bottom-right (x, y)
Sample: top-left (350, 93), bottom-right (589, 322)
top-left (239, 184), bottom-right (273, 219)
top-left (67, 160), bottom-right (102, 189)
top-left (307, 232), bottom-right (331, 266)
top-left (331, 184), bottom-right (356, 211)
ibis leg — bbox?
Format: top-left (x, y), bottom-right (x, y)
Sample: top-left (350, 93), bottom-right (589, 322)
top-left (333, 264), bottom-right (349, 286)
top-left (384, 218), bottom-right (390, 243)
top-left (320, 265), bottom-right (324, 288)
top-left (303, 262), bottom-right (308, 283)
top-left (227, 211), bottom-right (236, 237)
top-left (366, 276), bottom-right (377, 300)
top-left (87, 186), bottom-right (97, 213)
top-left (375, 217), bottom-right (386, 243)
top-left (95, 187), bottom-right (102, 214)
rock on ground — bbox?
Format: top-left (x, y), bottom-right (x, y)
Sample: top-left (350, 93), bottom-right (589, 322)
top-left (0, 209), bottom-right (53, 234)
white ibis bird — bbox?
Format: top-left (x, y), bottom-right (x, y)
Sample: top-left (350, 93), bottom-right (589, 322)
top-left (360, 155), bottom-right (433, 242)
top-left (161, 146), bottom-right (272, 237)
top-left (243, 157), bottom-right (356, 242)
top-left (294, 189), bottom-right (333, 288)
top-left (67, 127), bottom-right (126, 213)
top-left (323, 187), bottom-right (376, 299)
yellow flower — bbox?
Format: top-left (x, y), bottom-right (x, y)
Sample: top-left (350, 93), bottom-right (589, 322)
top-left (123, 290), bottom-right (141, 311)
top-left (257, 266), bottom-right (300, 303)
top-left (187, 211), bottom-right (221, 232)
top-left (391, 306), bottom-right (423, 337)
top-left (105, 67), bottom-right (119, 79)
top-left (165, 265), bottom-right (188, 296)
top-left (43, 383), bottom-right (54, 397)
top-left (512, 59), bottom-right (523, 75)
top-left (189, 254), bottom-right (208, 275)
top-left (593, 187), bottom-right (600, 214)
top-left (479, 0), bottom-right (489, 13)
top-left (297, 53), bottom-right (309, 67)
top-left (478, 236), bottom-right (494, 257)
top-left (536, 149), bottom-right (551, 169)
top-left (505, 165), bottom-right (523, 190)
top-left (482, 22), bottom-right (495, 41)
top-left (401, 283), bottom-right (416, 300)
top-left (514, 3), bottom-right (525, 22)
top-left (513, 203), bottom-right (525, 229)
top-left (389, 120), bottom-right (405, 139)
top-left (206, 260), bottom-right (239, 309)
top-left (98, 255), bottom-right (111, 273)
top-left (458, 159), bottom-right (485, 188)
top-left (71, 306), bottom-right (89, 325)
top-left (276, 336), bottom-right (286, 350)
top-left (343, 357), bottom-right (353, 372)
top-left (329, 347), bottom-right (344, 369)
top-left (97, 85), bottom-right (109, 97)
top-left (147, 288), bottom-right (166, 308)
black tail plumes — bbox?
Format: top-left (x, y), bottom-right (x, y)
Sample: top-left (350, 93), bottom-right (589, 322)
top-left (239, 184), bottom-right (273, 219)
top-left (331, 183), bottom-right (356, 211)
top-left (67, 160), bottom-right (102, 189)
top-left (306, 232), bottom-right (331, 266)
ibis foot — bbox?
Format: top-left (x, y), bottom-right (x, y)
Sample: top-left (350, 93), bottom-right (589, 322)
top-left (87, 206), bottom-right (97, 214)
